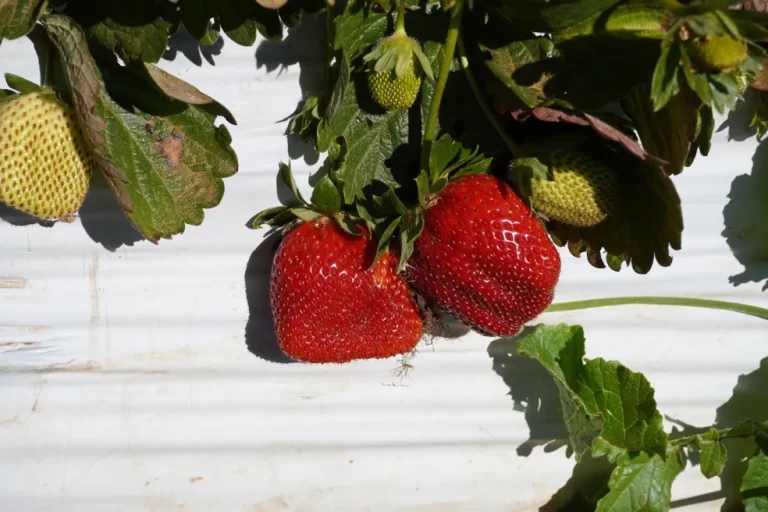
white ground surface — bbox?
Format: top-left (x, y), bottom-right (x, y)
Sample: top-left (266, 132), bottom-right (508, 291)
top-left (1, 21), bottom-right (767, 512)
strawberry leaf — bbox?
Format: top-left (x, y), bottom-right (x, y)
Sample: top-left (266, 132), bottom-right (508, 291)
top-left (58, 1), bottom-right (176, 63)
top-left (277, 161), bottom-right (306, 207)
top-left (741, 450), bottom-right (768, 511)
top-left (482, 37), bottom-right (557, 109)
top-left (311, 175), bottom-right (342, 215)
top-left (489, 0), bottom-right (624, 33)
top-left (696, 428), bottom-right (728, 479)
top-left (651, 44), bottom-right (682, 112)
top-left (517, 324), bottom-right (668, 463)
top-left (0, 0), bottom-right (45, 40)
top-left (622, 82), bottom-right (703, 175)
top-left (43, 14), bottom-right (238, 242)
top-left (595, 450), bottom-right (685, 512)
top-left (333, 1), bottom-right (388, 58)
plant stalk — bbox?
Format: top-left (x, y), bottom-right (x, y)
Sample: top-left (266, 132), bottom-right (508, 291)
top-left (421, 0), bottom-right (464, 173)
top-left (395, 0), bottom-right (406, 35)
top-left (456, 30), bottom-right (525, 157)
top-left (669, 420), bottom-right (768, 448)
top-left (325, 0), bottom-right (335, 95)
top-left (546, 296), bottom-right (768, 321)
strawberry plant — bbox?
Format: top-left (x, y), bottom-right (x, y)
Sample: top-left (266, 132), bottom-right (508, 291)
top-left (3, 0), bottom-right (768, 509)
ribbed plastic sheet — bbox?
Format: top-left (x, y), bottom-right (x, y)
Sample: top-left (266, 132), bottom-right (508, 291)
top-left (1, 22), bottom-right (767, 512)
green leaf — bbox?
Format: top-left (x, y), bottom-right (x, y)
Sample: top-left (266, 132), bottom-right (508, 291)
top-left (88, 15), bottom-right (174, 63)
top-left (328, 81), bottom-right (408, 203)
top-left (517, 324), bottom-right (668, 462)
top-left (246, 205), bottom-right (289, 229)
top-left (595, 450), bottom-right (685, 512)
top-left (429, 133), bottom-right (461, 179)
top-left (311, 175), bottom-right (342, 215)
top-left (517, 324), bottom-right (603, 461)
top-left (651, 45), bottom-right (682, 111)
top-left (290, 207), bottom-right (322, 222)
top-left (0, 0), bottom-right (44, 40)
top-left (372, 216), bottom-right (400, 269)
top-left (4, 73), bottom-right (40, 94)
top-left (697, 428), bottom-right (728, 479)
top-left (277, 161), bottom-right (306, 207)
top-left (483, 37), bottom-right (557, 109)
top-left (741, 451), bottom-right (768, 512)
top-left (44, 14), bottom-right (238, 242)
top-left (492, 0), bottom-right (624, 33)
top-left (333, 1), bottom-right (388, 58)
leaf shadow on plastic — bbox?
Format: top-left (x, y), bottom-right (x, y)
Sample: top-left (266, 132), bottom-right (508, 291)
top-left (79, 170), bottom-right (144, 252)
top-left (163, 23), bottom-right (225, 67)
top-left (487, 330), bottom-right (571, 457)
top-left (254, 12), bottom-right (327, 166)
top-left (722, 140), bottom-right (768, 291)
top-left (665, 357), bottom-right (768, 511)
top-left (487, 330), bottom-right (614, 510)
top-left (244, 230), bottom-right (296, 364)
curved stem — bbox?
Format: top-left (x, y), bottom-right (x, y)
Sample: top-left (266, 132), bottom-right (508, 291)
top-left (395, 0), bottom-right (406, 35)
top-left (456, 30), bottom-right (525, 157)
top-left (546, 296), bottom-right (768, 321)
top-left (421, 0), bottom-right (464, 173)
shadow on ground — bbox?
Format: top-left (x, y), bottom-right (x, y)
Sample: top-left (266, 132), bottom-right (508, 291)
top-left (722, 140), bottom-right (768, 291)
top-left (79, 170), bottom-right (144, 251)
top-left (244, 231), bottom-right (295, 364)
top-left (163, 24), bottom-right (224, 66)
top-left (254, 12), bottom-right (327, 166)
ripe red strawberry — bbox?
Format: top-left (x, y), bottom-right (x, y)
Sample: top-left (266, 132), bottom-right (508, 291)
top-left (406, 174), bottom-right (561, 337)
top-left (270, 217), bottom-right (423, 363)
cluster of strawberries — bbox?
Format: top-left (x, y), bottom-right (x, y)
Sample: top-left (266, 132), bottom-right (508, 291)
top-left (269, 174), bottom-right (562, 364)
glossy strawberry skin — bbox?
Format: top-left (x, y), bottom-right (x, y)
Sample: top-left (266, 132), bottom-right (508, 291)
top-left (270, 218), bottom-right (423, 363)
top-left (406, 174), bottom-right (562, 337)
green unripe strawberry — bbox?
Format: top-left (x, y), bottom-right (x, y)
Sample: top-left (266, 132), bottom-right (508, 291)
top-left (368, 58), bottom-right (422, 111)
top-left (526, 151), bottom-right (620, 228)
top-left (363, 26), bottom-right (433, 111)
top-left (0, 91), bottom-right (93, 222)
top-left (685, 33), bottom-right (748, 73)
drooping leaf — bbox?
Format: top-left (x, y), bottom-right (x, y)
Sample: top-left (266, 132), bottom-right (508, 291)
top-left (621, 82), bottom-right (703, 175)
top-left (595, 450), bottom-right (685, 512)
top-left (0, 0), bottom-right (45, 40)
top-left (696, 428), bottom-right (728, 479)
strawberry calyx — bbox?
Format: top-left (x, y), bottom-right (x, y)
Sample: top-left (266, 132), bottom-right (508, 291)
top-left (246, 161), bottom-right (363, 238)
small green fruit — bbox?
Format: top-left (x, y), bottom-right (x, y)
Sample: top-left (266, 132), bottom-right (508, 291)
top-left (0, 91), bottom-right (93, 222)
top-left (527, 151), bottom-right (620, 228)
top-left (685, 33), bottom-right (748, 73)
top-left (363, 31), bottom-right (433, 111)
top-left (368, 59), bottom-right (422, 111)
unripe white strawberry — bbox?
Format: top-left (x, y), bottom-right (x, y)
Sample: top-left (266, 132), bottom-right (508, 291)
top-left (0, 91), bottom-right (93, 222)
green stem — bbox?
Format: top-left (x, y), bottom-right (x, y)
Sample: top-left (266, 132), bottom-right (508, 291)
top-left (421, 0), bottom-right (464, 173)
top-left (457, 31), bottom-right (525, 157)
top-left (546, 296), bottom-right (768, 321)
top-left (670, 420), bottom-right (768, 448)
top-left (325, 0), bottom-right (335, 95)
top-left (395, 0), bottom-right (406, 35)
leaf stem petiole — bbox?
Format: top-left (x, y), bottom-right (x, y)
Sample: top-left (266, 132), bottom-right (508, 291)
top-left (456, 30), bottom-right (525, 157)
top-left (546, 296), bottom-right (768, 321)
top-left (421, 0), bottom-right (464, 173)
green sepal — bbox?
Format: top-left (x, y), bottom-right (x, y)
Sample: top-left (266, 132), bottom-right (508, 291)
top-left (4, 73), bottom-right (40, 94)
top-left (246, 205), bottom-right (290, 230)
top-left (370, 216), bottom-right (401, 270)
top-left (277, 161), bottom-right (306, 207)
top-left (311, 175), bottom-right (342, 215)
